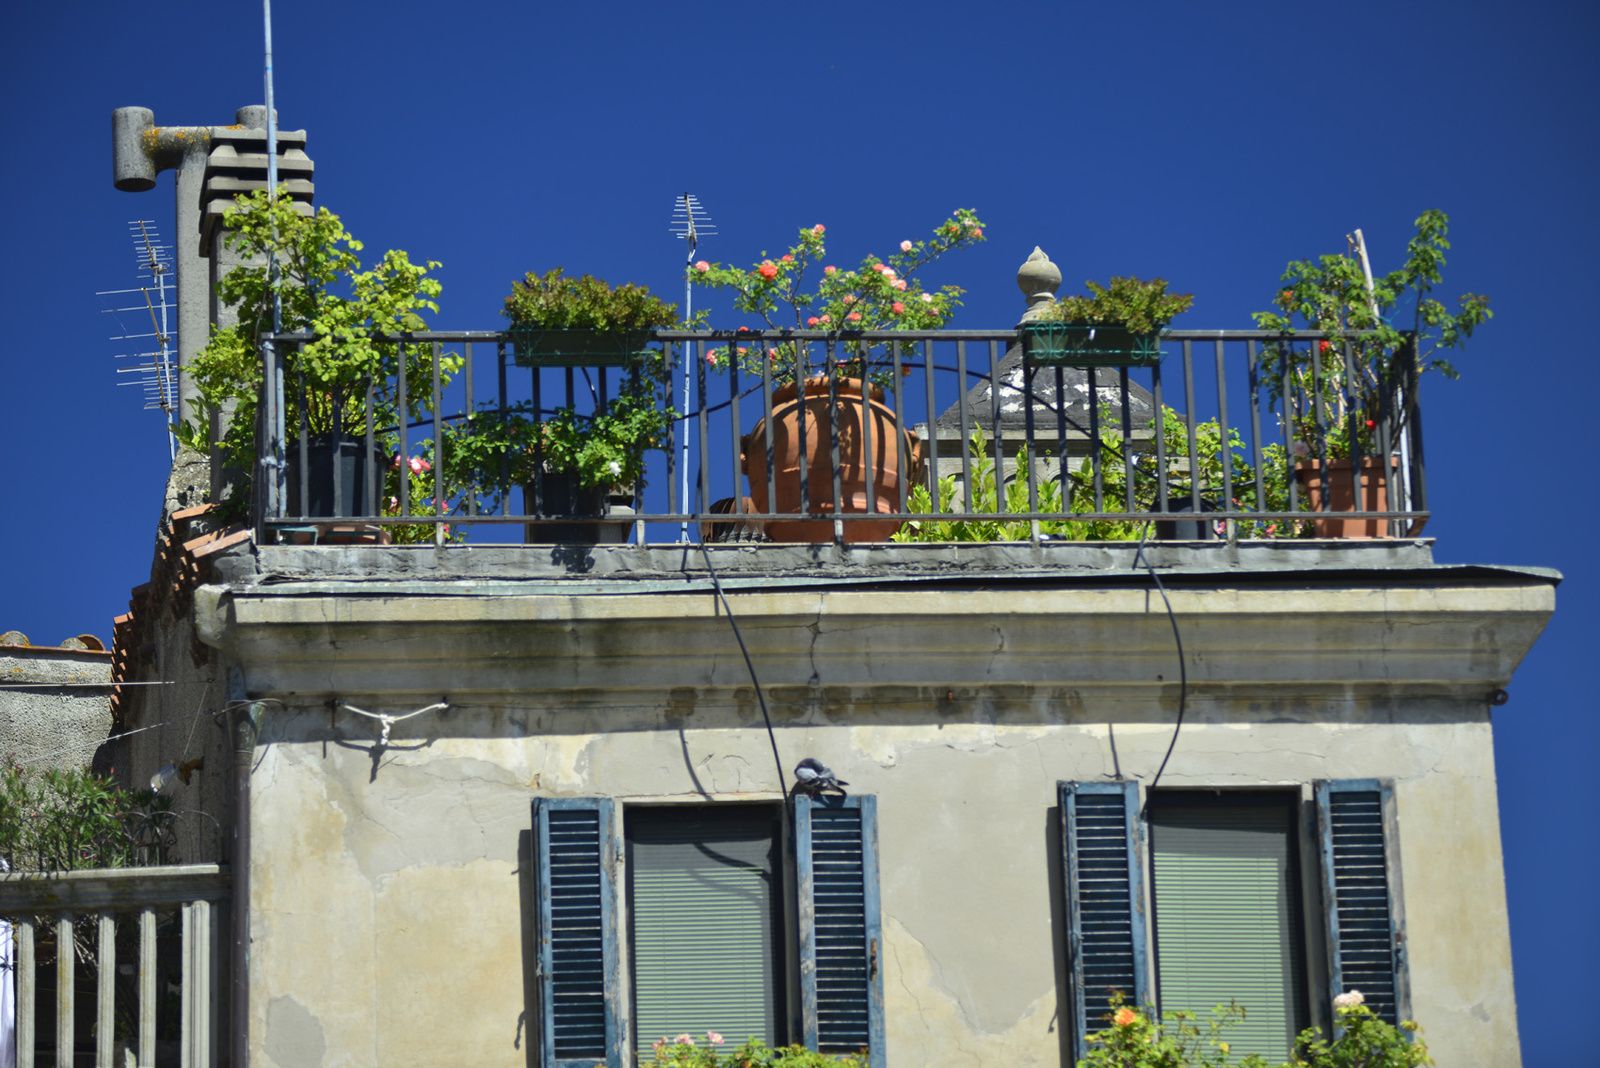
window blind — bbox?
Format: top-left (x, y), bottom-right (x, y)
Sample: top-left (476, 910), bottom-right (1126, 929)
top-left (1149, 799), bottom-right (1306, 1060)
top-left (627, 808), bottom-right (780, 1058)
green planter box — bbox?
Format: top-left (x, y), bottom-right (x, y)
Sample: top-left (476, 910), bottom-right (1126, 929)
top-left (1021, 322), bottom-right (1165, 367)
top-left (509, 326), bottom-right (653, 368)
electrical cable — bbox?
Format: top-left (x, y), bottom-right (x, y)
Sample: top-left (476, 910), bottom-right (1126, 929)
top-left (695, 540), bottom-right (788, 794)
top-left (1132, 521), bottom-right (1188, 821)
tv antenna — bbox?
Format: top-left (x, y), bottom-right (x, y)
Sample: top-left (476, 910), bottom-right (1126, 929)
top-left (98, 220), bottom-right (178, 457)
top-left (670, 193), bottom-right (716, 540)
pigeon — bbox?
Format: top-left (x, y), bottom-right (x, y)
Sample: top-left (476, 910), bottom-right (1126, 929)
top-left (793, 757), bottom-right (848, 797)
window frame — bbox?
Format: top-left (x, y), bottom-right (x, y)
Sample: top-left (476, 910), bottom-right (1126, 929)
top-left (1058, 779), bottom-right (1409, 1061)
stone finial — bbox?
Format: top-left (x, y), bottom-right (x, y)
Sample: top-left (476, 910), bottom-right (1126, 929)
top-left (1016, 246), bottom-right (1061, 323)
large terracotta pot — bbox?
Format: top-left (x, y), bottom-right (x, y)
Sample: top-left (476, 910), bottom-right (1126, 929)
top-left (1294, 457), bottom-right (1402, 538)
top-left (741, 376), bottom-right (925, 543)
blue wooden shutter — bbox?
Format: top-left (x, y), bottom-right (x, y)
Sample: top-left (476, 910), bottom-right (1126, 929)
top-left (533, 796), bottom-right (622, 1068)
top-left (795, 793), bottom-right (884, 1068)
top-left (1315, 779), bottom-right (1410, 1026)
top-left (1060, 780), bottom-right (1149, 1061)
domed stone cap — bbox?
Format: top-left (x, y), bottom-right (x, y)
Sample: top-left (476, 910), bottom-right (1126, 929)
top-left (1016, 246), bottom-right (1061, 323)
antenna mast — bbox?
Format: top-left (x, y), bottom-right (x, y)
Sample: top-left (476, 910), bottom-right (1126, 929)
top-left (99, 221), bottom-right (178, 456)
top-left (670, 193), bottom-right (715, 540)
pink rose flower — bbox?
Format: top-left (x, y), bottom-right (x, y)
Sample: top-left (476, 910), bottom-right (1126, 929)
top-left (708, 1033), bottom-right (724, 1045)
top-left (900, 240), bottom-right (913, 252)
top-left (891, 301), bottom-right (904, 314)
top-left (813, 224), bottom-right (825, 234)
top-left (758, 261), bottom-right (777, 279)
top-left (675, 1034), bottom-right (694, 1045)
top-left (843, 294), bottom-right (856, 304)
top-left (872, 263), bottom-right (887, 273)
top-left (969, 227), bottom-right (983, 238)
top-left (847, 311), bottom-right (862, 322)
top-left (892, 279), bottom-right (907, 290)
top-left (883, 269), bottom-right (897, 281)
top-left (807, 316), bottom-right (820, 327)
top-left (820, 314), bottom-right (831, 324)
top-left (920, 293), bottom-right (933, 303)
top-left (694, 260), bottom-right (710, 272)
top-left (824, 265), bottom-right (837, 275)
top-left (781, 254), bottom-right (794, 262)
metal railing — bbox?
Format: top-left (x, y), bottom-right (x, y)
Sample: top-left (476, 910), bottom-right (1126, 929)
top-left (1, 864), bottom-right (229, 1067)
top-left (249, 328), bottom-right (1427, 545)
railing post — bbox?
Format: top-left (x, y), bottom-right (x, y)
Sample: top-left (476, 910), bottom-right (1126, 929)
top-left (98, 912), bottom-right (116, 1068)
top-left (18, 917), bottom-right (34, 1068)
top-left (54, 913), bottom-right (72, 1068)
top-left (140, 906), bottom-right (157, 1068)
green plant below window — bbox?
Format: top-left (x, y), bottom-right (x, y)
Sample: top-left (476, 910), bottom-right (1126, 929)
top-left (1077, 991), bottom-right (1431, 1068)
top-left (646, 1033), bottom-right (867, 1068)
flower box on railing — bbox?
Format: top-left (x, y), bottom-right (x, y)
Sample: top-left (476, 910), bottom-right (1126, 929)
top-left (1020, 322), bottom-right (1164, 367)
top-left (509, 326), bottom-right (653, 368)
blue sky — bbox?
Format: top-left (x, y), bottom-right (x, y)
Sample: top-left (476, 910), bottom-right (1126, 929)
top-left (3, 3), bottom-right (1594, 1063)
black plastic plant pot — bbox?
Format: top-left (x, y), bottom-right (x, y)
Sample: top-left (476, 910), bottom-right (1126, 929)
top-left (509, 326), bottom-right (652, 368)
top-left (522, 470), bottom-right (629, 544)
top-left (284, 436), bottom-right (379, 518)
top-left (1021, 322), bottom-right (1164, 367)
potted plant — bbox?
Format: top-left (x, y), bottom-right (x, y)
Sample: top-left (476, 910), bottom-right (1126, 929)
top-left (689, 211), bottom-right (985, 542)
top-left (178, 190), bottom-right (460, 535)
top-left (450, 308), bottom-right (676, 543)
top-left (1252, 209), bottom-right (1491, 536)
top-left (1022, 275), bottom-right (1194, 367)
top-left (504, 267), bottom-right (685, 366)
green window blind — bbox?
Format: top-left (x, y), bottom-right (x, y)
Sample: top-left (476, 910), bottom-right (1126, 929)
top-left (627, 807), bottom-right (781, 1059)
top-left (1149, 797), bottom-right (1307, 1060)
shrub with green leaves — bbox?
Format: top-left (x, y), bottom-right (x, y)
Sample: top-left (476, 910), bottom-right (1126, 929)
top-left (503, 268), bottom-right (684, 332)
top-left (645, 1033), bottom-right (866, 1068)
top-left (1043, 275), bottom-right (1195, 334)
top-left (0, 763), bottom-right (177, 871)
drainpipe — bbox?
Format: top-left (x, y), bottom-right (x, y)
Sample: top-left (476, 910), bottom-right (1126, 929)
top-left (228, 669), bottom-right (262, 1068)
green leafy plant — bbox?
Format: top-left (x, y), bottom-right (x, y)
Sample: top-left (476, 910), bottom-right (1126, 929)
top-left (448, 372), bottom-right (673, 500)
top-left (646, 1033), bottom-right (866, 1068)
top-left (1251, 209), bottom-right (1490, 459)
top-left (1043, 275), bottom-right (1195, 334)
top-left (691, 211), bottom-right (985, 386)
top-left (1075, 992), bottom-right (1430, 1068)
top-left (0, 762), bottom-right (178, 871)
top-left (503, 267), bottom-right (686, 332)
top-left (176, 189), bottom-right (461, 518)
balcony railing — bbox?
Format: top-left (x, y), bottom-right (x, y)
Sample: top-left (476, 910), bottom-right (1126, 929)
top-left (249, 328), bottom-right (1427, 546)
top-left (0, 864), bottom-right (230, 1068)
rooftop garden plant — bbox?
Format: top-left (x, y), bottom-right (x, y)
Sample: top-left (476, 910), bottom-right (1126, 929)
top-left (1042, 275), bottom-right (1195, 334)
top-left (1252, 209), bottom-right (1490, 460)
top-left (690, 210), bottom-right (986, 386)
top-left (645, 1033), bottom-right (866, 1068)
top-left (176, 190), bottom-right (461, 521)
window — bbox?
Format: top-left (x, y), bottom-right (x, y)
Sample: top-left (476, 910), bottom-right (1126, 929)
top-left (1059, 780), bottom-right (1407, 1063)
top-left (1147, 791), bottom-right (1309, 1057)
top-left (531, 794), bottom-right (883, 1068)
top-left (626, 805), bottom-right (784, 1059)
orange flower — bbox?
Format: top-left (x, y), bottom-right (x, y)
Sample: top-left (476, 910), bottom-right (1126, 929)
top-left (1113, 1007), bottom-right (1138, 1027)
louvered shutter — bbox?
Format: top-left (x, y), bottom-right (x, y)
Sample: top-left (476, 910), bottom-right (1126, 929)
top-left (795, 794), bottom-right (883, 1068)
top-left (1060, 780), bottom-right (1149, 1061)
top-left (533, 796), bottom-right (622, 1068)
top-left (1315, 780), bottom-right (1409, 1026)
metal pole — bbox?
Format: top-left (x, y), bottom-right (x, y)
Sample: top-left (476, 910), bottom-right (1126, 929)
top-left (680, 194), bottom-right (695, 541)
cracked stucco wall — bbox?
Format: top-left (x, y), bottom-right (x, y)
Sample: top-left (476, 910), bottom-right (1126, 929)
top-left (244, 693), bottom-right (1517, 1068)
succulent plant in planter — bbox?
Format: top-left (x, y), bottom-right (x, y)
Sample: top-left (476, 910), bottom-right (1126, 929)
top-left (1024, 275), bottom-right (1194, 367)
top-left (503, 267), bottom-right (686, 366)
